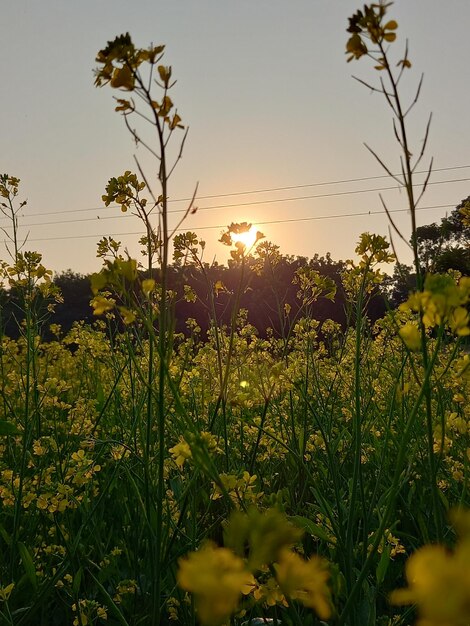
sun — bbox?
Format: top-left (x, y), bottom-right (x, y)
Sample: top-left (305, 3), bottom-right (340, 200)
top-left (230, 225), bottom-right (259, 249)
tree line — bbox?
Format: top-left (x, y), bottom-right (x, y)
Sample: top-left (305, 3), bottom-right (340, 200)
top-left (1, 197), bottom-right (468, 340)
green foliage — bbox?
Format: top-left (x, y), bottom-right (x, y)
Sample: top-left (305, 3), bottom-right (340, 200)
top-left (0, 264), bottom-right (468, 623)
top-left (412, 199), bottom-right (470, 274)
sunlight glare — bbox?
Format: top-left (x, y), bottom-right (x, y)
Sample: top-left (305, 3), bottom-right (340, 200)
top-left (230, 225), bottom-right (259, 249)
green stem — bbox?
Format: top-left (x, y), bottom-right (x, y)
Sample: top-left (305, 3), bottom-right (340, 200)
top-left (343, 266), bottom-right (368, 624)
top-left (379, 40), bottom-right (442, 541)
top-left (337, 338), bottom-right (442, 626)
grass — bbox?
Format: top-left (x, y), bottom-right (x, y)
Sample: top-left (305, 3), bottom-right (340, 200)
top-left (0, 276), bottom-right (468, 624)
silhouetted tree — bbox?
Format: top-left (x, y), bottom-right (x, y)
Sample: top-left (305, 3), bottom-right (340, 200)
top-left (50, 271), bottom-right (94, 336)
top-left (1, 253), bottom-right (389, 340)
top-left (383, 263), bottom-right (416, 307)
top-left (412, 195), bottom-right (470, 274)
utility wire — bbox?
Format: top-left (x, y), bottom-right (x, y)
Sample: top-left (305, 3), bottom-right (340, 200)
top-left (2, 163), bottom-right (469, 221)
top-left (4, 177), bottom-right (470, 230)
top-left (160, 164), bottom-right (470, 202)
top-left (20, 203), bottom-right (455, 244)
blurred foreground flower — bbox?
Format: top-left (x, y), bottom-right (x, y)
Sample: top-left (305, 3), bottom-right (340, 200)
top-left (275, 548), bottom-right (331, 619)
top-left (390, 509), bottom-right (470, 625)
top-left (177, 542), bottom-right (253, 626)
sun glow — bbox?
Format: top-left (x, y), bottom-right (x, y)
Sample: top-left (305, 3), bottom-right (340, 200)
top-left (230, 225), bottom-right (259, 250)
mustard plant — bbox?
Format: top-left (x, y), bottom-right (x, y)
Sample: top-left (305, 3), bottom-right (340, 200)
top-left (335, 2), bottom-right (470, 624)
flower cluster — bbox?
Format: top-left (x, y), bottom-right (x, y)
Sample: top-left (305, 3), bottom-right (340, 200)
top-left (391, 509), bottom-right (470, 626)
top-left (177, 508), bottom-right (331, 625)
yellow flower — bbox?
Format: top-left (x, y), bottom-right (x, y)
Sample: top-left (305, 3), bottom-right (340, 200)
top-left (399, 274), bottom-right (470, 338)
top-left (399, 323), bottom-right (421, 351)
top-left (275, 549), bottom-right (331, 620)
top-left (177, 542), bottom-right (252, 626)
top-left (33, 439), bottom-right (47, 456)
top-left (118, 306), bottom-right (137, 325)
top-left (449, 306), bottom-right (470, 336)
top-left (0, 583), bottom-right (14, 602)
top-left (71, 449), bottom-right (87, 464)
top-left (110, 65), bottom-right (135, 91)
top-left (110, 445), bottom-right (130, 461)
top-left (91, 295), bottom-right (115, 316)
top-left (141, 278), bottom-right (155, 296)
top-left (96, 606), bottom-right (108, 620)
top-left (391, 511), bottom-right (470, 625)
top-left (37, 493), bottom-right (50, 510)
top-left (169, 439), bottom-right (192, 469)
top-left (253, 576), bottom-right (287, 607)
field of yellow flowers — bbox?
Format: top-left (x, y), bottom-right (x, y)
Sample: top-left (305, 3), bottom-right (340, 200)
top-left (1, 3), bottom-right (470, 625)
top-left (1, 225), bottom-right (469, 625)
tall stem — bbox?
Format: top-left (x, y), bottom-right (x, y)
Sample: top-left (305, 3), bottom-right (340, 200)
top-left (379, 42), bottom-right (442, 541)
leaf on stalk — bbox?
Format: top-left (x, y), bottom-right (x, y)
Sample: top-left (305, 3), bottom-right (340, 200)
top-left (375, 544), bottom-right (391, 586)
top-left (0, 420), bottom-right (20, 436)
top-left (17, 542), bottom-right (37, 592)
top-left (290, 516), bottom-right (333, 544)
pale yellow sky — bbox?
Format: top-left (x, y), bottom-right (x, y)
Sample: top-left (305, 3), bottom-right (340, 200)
top-left (1, 0), bottom-right (469, 274)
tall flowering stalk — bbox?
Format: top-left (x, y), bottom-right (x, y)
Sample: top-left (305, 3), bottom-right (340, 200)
top-left (94, 34), bottom-right (193, 625)
top-left (337, 2), bottom-right (468, 623)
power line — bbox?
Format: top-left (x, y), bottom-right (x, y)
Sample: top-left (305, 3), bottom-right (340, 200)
top-left (4, 177), bottom-right (470, 230)
top-left (178, 176), bottom-right (468, 212)
top-left (18, 203), bottom-right (455, 244)
top-left (2, 163), bottom-right (469, 221)
top-left (162, 164), bottom-right (470, 202)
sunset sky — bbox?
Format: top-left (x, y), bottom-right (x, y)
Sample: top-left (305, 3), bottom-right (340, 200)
top-left (2, 0), bottom-right (469, 275)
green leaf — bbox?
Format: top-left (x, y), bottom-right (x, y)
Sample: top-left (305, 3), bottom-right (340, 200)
top-left (73, 567), bottom-right (83, 595)
top-left (89, 570), bottom-right (130, 626)
top-left (0, 522), bottom-right (11, 546)
top-left (290, 515), bottom-right (333, 544)
top-left (0, 420), bottom-right (20, 436)
top-left (359, 580), bottom-right (377, 626)
top-left (437, 488), bottom-right (450, 512)
top-left (376, 544), bottom-right (391, 586)
top-left (95, 379), bottom-right (105, 412)
top-left (17, 542), bottom-right (37, 593)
